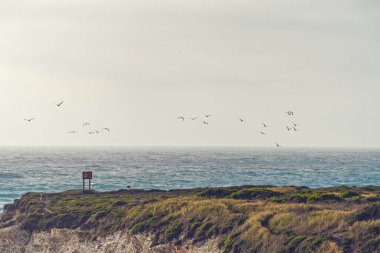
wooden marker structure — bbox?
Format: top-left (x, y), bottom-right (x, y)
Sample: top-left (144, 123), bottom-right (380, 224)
top-left (82, 171), bottom-right (93, 190)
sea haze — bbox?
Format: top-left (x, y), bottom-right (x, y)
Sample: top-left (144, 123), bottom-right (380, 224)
top-left (0, 147), bottom-right (379, 211)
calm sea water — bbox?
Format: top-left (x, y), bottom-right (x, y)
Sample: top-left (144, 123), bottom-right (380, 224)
top-left (0, 147), bottom-right (379, 211)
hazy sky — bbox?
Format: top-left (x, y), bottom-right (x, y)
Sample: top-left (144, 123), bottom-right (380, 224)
top-left (0, 0), bottom-right (379, 147)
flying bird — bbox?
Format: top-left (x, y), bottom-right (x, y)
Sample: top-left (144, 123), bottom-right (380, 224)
top-left (275, 143), bottom-right (281, 147)
top-left (260, 131), bottom-right (266, 135)
top-left (68, 131), bottom-right (78, 134)
top-left (202, 121), bottom-right (209, 125)
top-left (286, 126), bottom-right (292, 131)
top-left (189, 117), bottom-right (198, 120)
top-left (177, 116), bottom-right (185, 121)
top-left (103, 128), bottom-right (110, 132)
top-left (293, 122), bottom-right (299, 127)
top-left (238, 118), bottom-right (246, 122)
top-left (88, 131), bottom-right (95, 134)
top-left (286, 111), bottom-right (294, 116)
top-left (53, 101), bottom-right (64, 107)
top-left (293, 127), bottom-right (298, 131)
top-left (83, 122), bottom-right (90, 127)
top-left (262, 123), bottom-right (268, 127)
top-left (23, 118), bottom-right (35, 122)
top-left (205, 115), bottom-right (212, 118)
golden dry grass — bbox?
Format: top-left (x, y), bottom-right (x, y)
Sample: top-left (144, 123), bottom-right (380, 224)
top-left (315, 241), bottom-right (343, 253)
top-left (1, 185), bottom-right (379, 253)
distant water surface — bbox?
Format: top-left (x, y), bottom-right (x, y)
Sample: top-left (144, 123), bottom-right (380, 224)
top-left (0, 147), bottom-right (379, 211)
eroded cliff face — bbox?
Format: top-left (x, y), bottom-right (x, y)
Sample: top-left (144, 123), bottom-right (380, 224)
top-left (0, 226), bottom-right (220, 253)
top-left (0, 226), bottom-right (30, 252)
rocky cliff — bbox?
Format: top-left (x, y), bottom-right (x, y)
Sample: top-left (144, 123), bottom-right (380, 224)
top-left (0, 186), bottom-right (379, 253)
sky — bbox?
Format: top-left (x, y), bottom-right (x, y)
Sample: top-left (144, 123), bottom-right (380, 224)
top-left (0, 0), bottom-right (379, 147)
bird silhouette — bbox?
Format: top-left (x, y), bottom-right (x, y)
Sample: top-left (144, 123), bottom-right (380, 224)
top-left (103, 128), bottom-right (110, 132)
top-left (275, 143), bottom-right (281, 147)
top-left (286, 126), bottom-right (291, 131)
top-left (202, 121), bottom-right (209, 125)
top-left (238, 118), bottom-right (246, 122)
top-left (293, 122), bottom-right (299, 127)
top-left (23, 118), bottom-right (35, 122)
top-left (177, 117), bottom-right (185, 121)
top-left (205, 115), bottom-right (212, 118)
top-left (68, 131), bottom-right (78, 134)
top-left (54, 101), bottom-right (64, 107)
top-left (262, 123), bottom-right (268, 127)
top-left (189, 117), bottom-right (198, 120)
top-left (83, 122), bottom-right (90, 127)
top-left (260, 131), bottom-right (266, 135)
top-left (286, 111), bottom-right (294, 116)
top-left (293, 127), bottom-right (298, 131)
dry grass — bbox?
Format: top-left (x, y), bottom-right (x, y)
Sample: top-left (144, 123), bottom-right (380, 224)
top-left (1, 185), bottom-right (379, 253)
top-left (315, 241), bottom-right (343, 253)
top-left (349, 219), bottom-right (380, 244)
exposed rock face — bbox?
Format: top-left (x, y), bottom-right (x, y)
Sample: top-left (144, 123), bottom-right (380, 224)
top-left (0, 226), bottom-right (220, 253)
top-left (0, 226), bottom-right (31, 252)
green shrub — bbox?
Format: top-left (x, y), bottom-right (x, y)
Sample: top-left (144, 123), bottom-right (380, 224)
top-left (163, 221), bottom-right (182, 241)
top-left (222, 235), bottom-right (232, 253)
top-left (339, 190), bottom-right (360, 199)
top-left (307, 192), bottom-right (342, 204)
top-left (198, 188), bottom-right (235, 198)
top-left (229, 188), bottom-right (281, 200)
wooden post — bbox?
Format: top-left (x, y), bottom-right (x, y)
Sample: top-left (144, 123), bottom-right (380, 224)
top-left (83, 179), bottom-right (85, 190)
top-left (89, 179), bottom-right (91, 190)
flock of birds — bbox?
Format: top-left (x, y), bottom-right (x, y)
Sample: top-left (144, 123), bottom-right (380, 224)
top-left (177, 114), bottom-right (212, 125)
top-left (23, 101), bottom-right (111, 135)
top-left (177, 110), bottom-right (300, 147)
top-left (23, 101), bottom-right (298, 146)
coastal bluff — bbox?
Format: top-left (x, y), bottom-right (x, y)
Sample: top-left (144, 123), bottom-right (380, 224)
top-left (0, 186), bottom-right (379, 253)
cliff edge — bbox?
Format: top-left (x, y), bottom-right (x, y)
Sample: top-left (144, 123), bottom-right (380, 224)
top-left (0, 185), bottom-right (379, 253)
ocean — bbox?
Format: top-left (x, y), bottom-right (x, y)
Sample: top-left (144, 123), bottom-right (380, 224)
top-left (0, 147), bottom-right (379, 211)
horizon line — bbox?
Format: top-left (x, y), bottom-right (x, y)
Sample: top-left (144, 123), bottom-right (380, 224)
top-left (0, 145), bottom-right (380, 149)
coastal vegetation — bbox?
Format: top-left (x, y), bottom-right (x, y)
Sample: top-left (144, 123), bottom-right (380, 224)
top-left (1, 185), bottom-right (379, 252)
